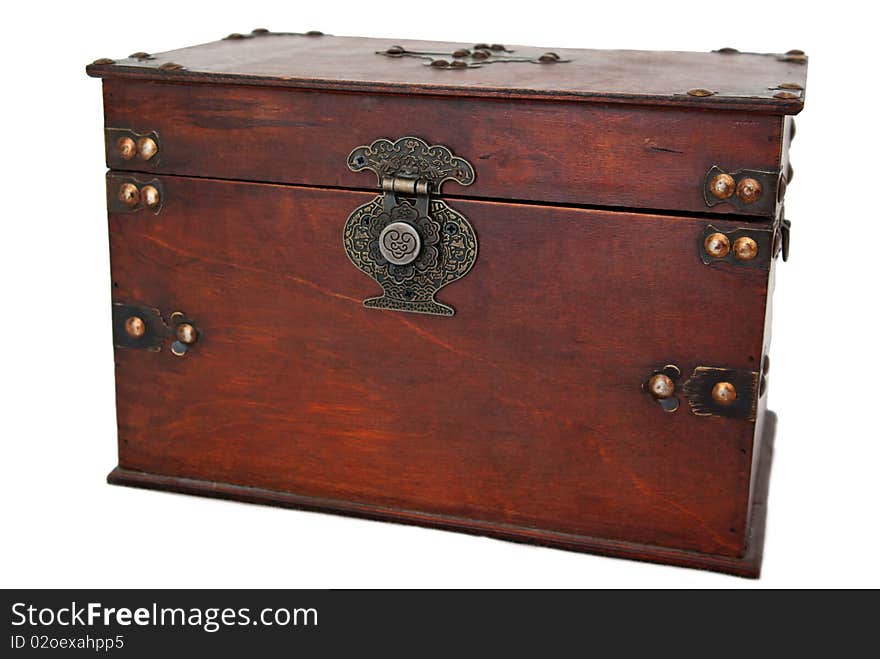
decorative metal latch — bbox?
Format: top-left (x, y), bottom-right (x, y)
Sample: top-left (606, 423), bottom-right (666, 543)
top-left (343, 137), bottom-right (478, 316)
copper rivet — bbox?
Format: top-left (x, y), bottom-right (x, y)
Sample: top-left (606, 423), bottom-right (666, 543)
top-left (716, 47), bottom-right (739, 54)
top-left (778, 82), bottom-right (803, 90)
top-left (733, 236), bottom-right (759, 261)
top-left (712, 381), bottom-right (737, 405)
top-left (176, 323), bottom-right (198, 345)
top-left (709, 173), bottom-right (736, 200)
top-left (92, 58), bottom-right (115, 65)
top-left (736, 177), bottom-right (762, 204)
top-left (158, 62), bottom-right (183, 71)
top-left (124, 316), bottom-right (146, 338)
top-left (687, 88), bottom-right (715, 97)
top-left (648, 374), bottom-right (675, 400)
top-left (774, 91), bottom-right (799, 100)
top-left (305, 31), bottom-right (324, 36)
top-left (140, 185), bottom-right (160, 207)
top-left (116, 136), bottom-right (136, 160)
top-left (786, 49), bottom-right (805, 55)
top-left (129, 51), bottom-right (150, 59)
top-left (137, 137), bottom-right (158, 160)
top-left (704, 232), bottom-right (731, 259)
top-left (252, 28), bottom-right (269, 34)
top-left (118, 183), bottom-right (139, 207)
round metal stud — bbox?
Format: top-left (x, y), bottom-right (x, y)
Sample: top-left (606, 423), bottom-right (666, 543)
top-left (709, 173), bottom-right (736, 200)
top-left (118, 183), bottom-right (139, 207)
top-left (712, 381), bottom-right (737, 405)
top-left (648, 374), bottom-right (676, 400)
top-left (687, 88), bottom-right (715, 97)
top-left (137, 137), bottom-right (158, 161)
top-left (140, 185), bottom-right (160, 208)
top-left (378, 222), bottom-right (421, 266)
top-left (176, 322), bottom-right (198, 345)
top-left (704, 232), bottom-right (731, 259)
top-left (733, 236), bottom-right (759, 261)
top-left (736, 177), bottom-right (763, 204)
top-left (116, 136), bottom-right (136, 160)
top-left (124, 316), bottom-right (146, 338)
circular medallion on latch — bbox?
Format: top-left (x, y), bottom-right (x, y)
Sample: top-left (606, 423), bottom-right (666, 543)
top-left (378, 222), bottom-right (421, 265)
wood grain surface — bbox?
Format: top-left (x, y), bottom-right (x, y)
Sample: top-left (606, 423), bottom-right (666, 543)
top-left (101, 80), bottom-right (785, 218)
top-left (108, 174), bottom-right (772, 558)
top-left (87, 33), bottom-right (807, 114)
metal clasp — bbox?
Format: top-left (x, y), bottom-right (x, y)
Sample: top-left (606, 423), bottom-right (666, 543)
top-left (343, 137), bottom-right (478, 317)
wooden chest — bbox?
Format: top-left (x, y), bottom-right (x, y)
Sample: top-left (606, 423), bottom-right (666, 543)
top-left (87, 32), bottom-right (807, 576)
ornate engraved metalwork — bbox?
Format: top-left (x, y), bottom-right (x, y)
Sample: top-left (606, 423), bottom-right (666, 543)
top-left (348, 137), bottom-right (475, 189)
top-left (377, 44), bottom-right (570, 69)
top-left (343, 137), bottom-right (478, 316)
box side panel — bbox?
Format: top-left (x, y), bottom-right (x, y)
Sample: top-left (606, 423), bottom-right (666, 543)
top-left (108, 175), bottom-right (771, 557)
top-left (101, 80), bottom-right (783, 218)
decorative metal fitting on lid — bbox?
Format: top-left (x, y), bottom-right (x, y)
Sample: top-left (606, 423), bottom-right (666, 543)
top-left (106, 128), bottom-right (160, 168)
top-left (703, 166), bottom-right (779, 215)
top-left (376, 43), bottom-right (570, 69)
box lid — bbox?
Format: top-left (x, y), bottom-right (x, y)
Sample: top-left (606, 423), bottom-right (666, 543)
top-left (87, 31), bottom-right (807, 114)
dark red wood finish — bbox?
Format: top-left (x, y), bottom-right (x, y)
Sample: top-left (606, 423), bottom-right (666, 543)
top-left (108, 175), bottom-right (771, 560)
top-left (108, 410), bottom-right (775, 577)
top-left (100, 80), bottom-right (784, 218)
top-left (86, 34), bottom-right (807, 114)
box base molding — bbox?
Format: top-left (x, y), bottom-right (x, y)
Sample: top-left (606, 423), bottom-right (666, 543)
top-left (108, 413), bottom-right (775, 578)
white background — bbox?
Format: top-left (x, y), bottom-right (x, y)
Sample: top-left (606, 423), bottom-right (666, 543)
top-left (1, 0), bottom-right (877, 589)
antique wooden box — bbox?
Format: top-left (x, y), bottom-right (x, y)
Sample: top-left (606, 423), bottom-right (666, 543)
top-left (87, 31), bottom-right (807, 576)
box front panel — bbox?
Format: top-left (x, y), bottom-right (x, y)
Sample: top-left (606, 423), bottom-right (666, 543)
top-left (108, 174), bottom-right (770, 557)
